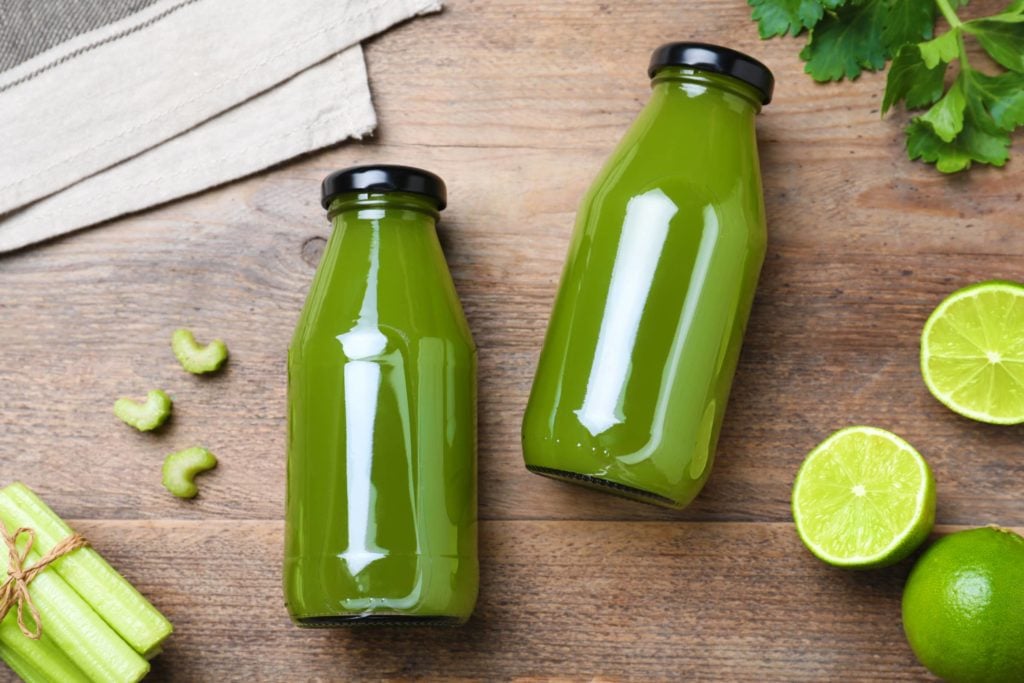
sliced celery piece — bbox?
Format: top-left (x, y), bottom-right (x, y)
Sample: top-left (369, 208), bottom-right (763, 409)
top-left (0, 484), bottom-right (172, 656)
top-left (0, 519), bottom-right (149, 681)
top-left (0, 624), bottom-right (89, 683)
top-left (113, 390), bottom-right (172, 432)
top-left (162, 447), bottom-right (218, 499)
top-left (171, 329), bottom-right (228, 374)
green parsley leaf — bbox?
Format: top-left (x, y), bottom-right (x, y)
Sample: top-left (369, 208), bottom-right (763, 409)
top-left (801, 0), bottom-right (887, 81)
top-left (919, 77), bottom-right (967, 141)
top-left (748, 0), bottom-right (827, 38)
top-left (906, 112), bottom-right (1009, 173)
top-left (751, 0), bottom-right (1024, 171)
top-left (918, 28), bottom-right (961, 67)
top-left (881, 0), bottom-right (936, 51)
top-left (965, 68), bottom-right (1024, 130)
top-left (882, 44), bottom-right (947, 114)
top-left (907, 73), bottom-right (1011, 172)
top-left (965, 13), bottom-right (1024, 72)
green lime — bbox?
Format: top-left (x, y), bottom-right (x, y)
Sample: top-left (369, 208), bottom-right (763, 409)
top-left (791, 426), bottom-right (935, 568)
top-left (921, 281), bottom-right (1024, 425)
top-left (903, 526), bottom-right (1024, 682)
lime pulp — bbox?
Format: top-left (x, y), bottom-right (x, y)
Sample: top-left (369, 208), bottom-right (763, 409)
top-left (792, 426), bottom-right (936, 568)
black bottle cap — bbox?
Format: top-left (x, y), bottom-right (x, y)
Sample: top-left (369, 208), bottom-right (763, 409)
top-left (321, 165), bottom-right (447, 210)
top-left (648, 42), bottom-right (774, 105)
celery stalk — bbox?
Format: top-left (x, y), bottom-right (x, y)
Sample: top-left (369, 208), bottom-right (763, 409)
top-left (0, 623), bottom-right (90, 683)
top-left (0, 640), bottom-right (49, 683)
top-left (0, 520), bottom-right (149, 683)
top-left (0, 484), bottom-right (172, 656)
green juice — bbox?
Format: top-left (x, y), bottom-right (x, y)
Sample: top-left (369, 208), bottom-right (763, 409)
top-left (285, 172), bottom-right (477, 625)
top-left (522, 45), bottom-right (772, 508)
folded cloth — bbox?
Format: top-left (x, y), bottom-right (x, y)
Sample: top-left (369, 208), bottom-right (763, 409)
top-left (0, 0), bottom-right (442, 252)
top-left (0, 47), bottom-right (374, 253)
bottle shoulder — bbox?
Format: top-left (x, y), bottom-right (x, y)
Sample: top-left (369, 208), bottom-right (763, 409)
top-left (293, 221), bottom-right (475, 355)
top-left (593, 91), bottom-right (763, 199)
top-left (292, 302), bottom-right (475, 353)
top-left (290, 319), bottom-right (475, 362)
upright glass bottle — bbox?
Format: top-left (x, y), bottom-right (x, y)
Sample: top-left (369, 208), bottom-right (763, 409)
top-left (285, 166), bottom-right (478, 624)
top-left (522, 43), bottom-right (773, 509)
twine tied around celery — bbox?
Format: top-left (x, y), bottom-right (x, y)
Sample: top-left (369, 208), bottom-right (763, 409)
top-left (0, 524), bottom-right (88, 639)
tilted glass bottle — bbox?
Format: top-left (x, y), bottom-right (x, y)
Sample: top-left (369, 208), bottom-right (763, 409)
top-left (285, 166), bottom-right (478, 624)
top-left (522, 43), bottom-right (773, 508)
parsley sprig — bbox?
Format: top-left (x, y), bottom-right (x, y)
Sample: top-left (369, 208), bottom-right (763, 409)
top-left (750, 0), bottom-right (1024, 172)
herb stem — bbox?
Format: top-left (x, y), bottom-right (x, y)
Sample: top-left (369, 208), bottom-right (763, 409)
top-left (955, 29), bottom-right (970, 70)
top-left (934, 0), bottom-right (970, 69)
top-left (935, 0), bottom-right (962, 28)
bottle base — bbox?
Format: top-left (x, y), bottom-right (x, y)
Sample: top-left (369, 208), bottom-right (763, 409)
top-left (295, 614), bottom-right (466, 628)
top-left (525, 464), bottom-right (679, 508)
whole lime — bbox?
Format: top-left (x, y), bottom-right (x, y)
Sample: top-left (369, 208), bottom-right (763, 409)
top-left (902, 526), bottom-right (1024, 682)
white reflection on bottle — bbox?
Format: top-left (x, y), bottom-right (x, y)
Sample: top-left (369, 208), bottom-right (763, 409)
top-left (336, 215), bottom-right (388, 576)
top-left (574, 189), bottom-right (678, 436)
top-left (616, 203), bottom-right (720, 467)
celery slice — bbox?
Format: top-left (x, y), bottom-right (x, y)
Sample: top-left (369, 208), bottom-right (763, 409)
top-left (0, 484), bottom-right (172, 656)
top-left (0, 625), bottom-right (90, 683)
top-left (0, 517), bottom-right (149, 682)
top-left (113, 390), bottom-right (172, 432)
top-left (162, 447), bottom-right (218, 499)
top-left (171, 329), bottom-right (228, 374)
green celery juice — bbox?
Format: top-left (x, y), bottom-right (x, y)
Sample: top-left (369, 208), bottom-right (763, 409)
top-left (522, 44), bottom-right (773, 508)
top-left (285, 168), bottom-right (477, 625)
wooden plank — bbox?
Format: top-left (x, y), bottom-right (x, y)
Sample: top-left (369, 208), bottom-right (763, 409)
top-left (37, 519), bottom-right (986, 681)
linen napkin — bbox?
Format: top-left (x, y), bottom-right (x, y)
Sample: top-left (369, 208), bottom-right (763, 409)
top-left (0, 0), bottom-right (442, 252)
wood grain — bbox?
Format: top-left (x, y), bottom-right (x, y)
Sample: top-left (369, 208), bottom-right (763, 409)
top-left (1, 0), bottom-right (1023, 679)
top-left (72, 519), bottom-right (999, 682)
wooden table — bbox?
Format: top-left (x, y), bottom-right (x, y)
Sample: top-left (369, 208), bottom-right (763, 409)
top-left (2, 0), bottom-right (1022, 680)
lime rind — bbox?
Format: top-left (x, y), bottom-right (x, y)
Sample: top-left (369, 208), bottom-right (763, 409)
top-left (792, 426), bottom-right (935, 568)
top-left (921, 281), bottom-right (1024, 425)
top-left (902, 526), bottom-right (1024, 682)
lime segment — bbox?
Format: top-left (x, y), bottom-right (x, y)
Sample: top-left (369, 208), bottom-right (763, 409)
top-left (792, 427), bottom-right (936, 568)
top-left (921, 281), bottom-right (1024, 425)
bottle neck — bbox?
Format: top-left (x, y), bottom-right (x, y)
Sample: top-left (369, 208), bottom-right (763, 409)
top-left (306, 190), bottom-right (468, 350)
top-left (649, 66), bottom-right (763, 115)
top-left (326, 191), bottom-right (441, 224)
top-left (317, 190), bottom-right (443, 302)
top-left (317, 190), bottom-right (441, 302)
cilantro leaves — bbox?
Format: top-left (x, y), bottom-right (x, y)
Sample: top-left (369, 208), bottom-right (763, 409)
top-left (882, 45), bottom-right (946, 113)
top-left (882, 0), bottom-right (937, 48)
top-left (907, 93), bottom-right (1010, 172)
top-left (750, 0), bottom-right (934, 80)
top-left (749, 0), bottom-right (830, 38)
top-left (800, 0), bottom-right (889, 82)
top-left (750, 0), bottom-right (1024, 172)
top-left (964, 13), bottom-right (1024, 72)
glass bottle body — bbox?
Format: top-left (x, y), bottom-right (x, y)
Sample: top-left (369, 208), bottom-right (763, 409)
top-left (522, 69), bottom-right (768, 508)
top-left (286, 192), bottom-right (478, 624)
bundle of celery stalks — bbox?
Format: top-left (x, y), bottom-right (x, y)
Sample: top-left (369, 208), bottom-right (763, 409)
top-left (0, 483), bottom-right (172, 683)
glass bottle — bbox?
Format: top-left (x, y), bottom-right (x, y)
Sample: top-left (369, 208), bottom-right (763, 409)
top-left (285, 166), bottom-right (478, 624)
top-left (522, 43), bottom-right (773, 509)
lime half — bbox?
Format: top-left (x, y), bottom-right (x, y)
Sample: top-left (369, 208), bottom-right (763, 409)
top-left (792, 427), bottom-right (936, 569)
top-left (921, 281), bottom-right (1024, 425)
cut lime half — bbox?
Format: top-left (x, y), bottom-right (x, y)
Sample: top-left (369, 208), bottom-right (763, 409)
top-left (792, 426), bottom-right (935, 569)
top-left (921, 281), bottom-right (1024, 425)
